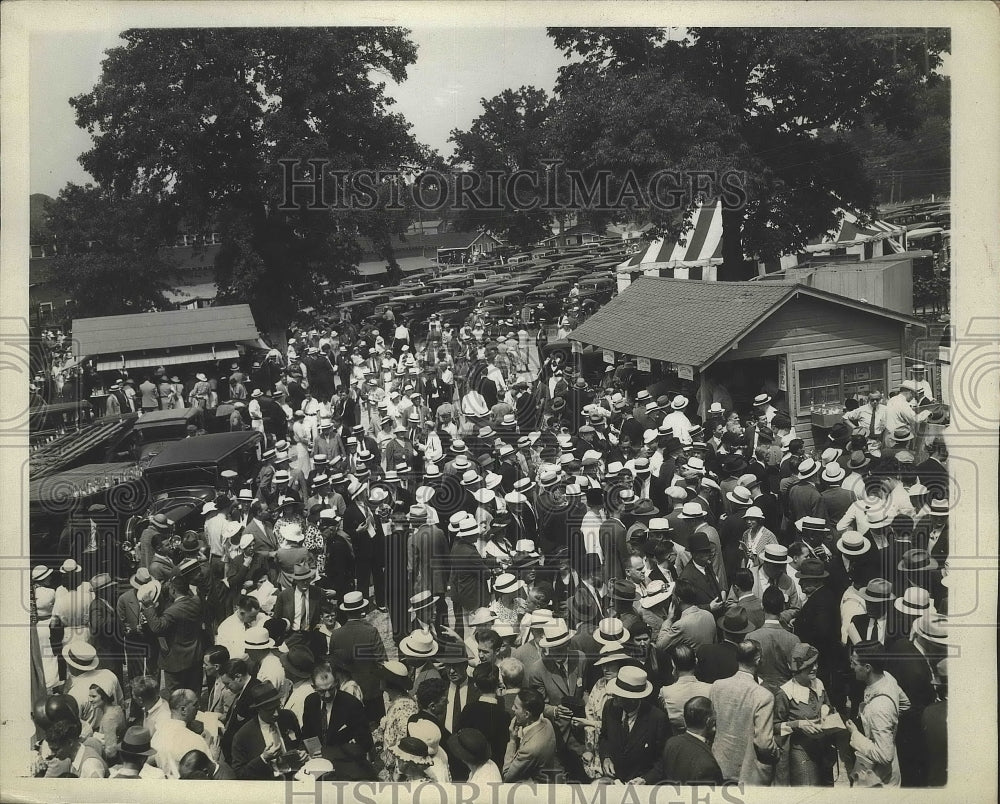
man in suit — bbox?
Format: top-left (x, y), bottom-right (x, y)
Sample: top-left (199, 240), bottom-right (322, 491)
top-left (635, 696), bottom-right (723, 785)
top-left (659, 645), bottom-right (713, 731)
top-left (709, 640), bottom-right (779, 785)
top-left (300, 661), bottom-right (374, 779)
top-left (597, 666), bottom-right (672, 782)
top-left (567, 557), bottom-right (605, 631)
top-left (406, 505), bottom-right (450, 628)
top-left (677, 531), bottom-right (727, 610)
top-left (914, 440), bottom-right (948, 505)
top-left (272, 563), bottom-right (323, 634)
top-left (728, 568), bottom-right (765, 629)
top-left (655, 580), bottom-right (718, 652)
top-left (885, 613), bottom-right (945, 787)
top-left (523, 620), bottom-right (587, 780)
top-left (746, 587), bottom-right (801, 693)
top-left (448, 516), bottom-right (491, 637)
top-left (218, 658), bottom-right (262, 763)
top-left (139, 574), bottom-right (204, 693)
top-left (503, 688), bottom-right (564, 782)
top-left (696, 606), bottom-right (754, 683)
top-left (230, 681), bottom-right (305, 779)
top-left (793, 558), bottom-right (847, 711)
top-left (118, 566), bottom-right (158, 681)
top-left (327, 591), bottom-right (387, 724)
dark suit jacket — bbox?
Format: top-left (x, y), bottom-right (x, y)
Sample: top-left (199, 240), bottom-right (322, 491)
top-left (221, 678), bottom-right (263, 763)
top-left (141, 593), bottom-right (203, 672)
top-left (695, 640), bottom-right (739, 683)
top-left (678, 561), bottom-right (722, 607)
top-left (457, 700), bottom-right (512, 767)
top-left (272, 586), bottom-right (324, 630)
top-left (644, 732), bottom-right (724, 785)
top-left (525, 652), bottom-right (587, 714)
top-left (327, 618), bottom-right (387, 703)
top-left (567, 584), bottom-right (604, 631)
top-left (922, 700), bottom-right (947, 786)
top-left (598, 699), bottom-right (672, 782)
top-left (231, 709), bottom-right (304, 779)
top-left (447, 539), bottom-right (490, 611)
top-left (300, 689), bottom-right (373, 755)
top-left (792, 585), bottom-right (843, 675)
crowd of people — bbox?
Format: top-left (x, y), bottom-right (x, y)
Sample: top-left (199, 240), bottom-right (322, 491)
top-left (29, 301), bottom-right (950, 787)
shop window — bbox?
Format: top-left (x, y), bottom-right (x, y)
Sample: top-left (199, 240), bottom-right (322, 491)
top-left (799, 360), bottom-right (886, 409)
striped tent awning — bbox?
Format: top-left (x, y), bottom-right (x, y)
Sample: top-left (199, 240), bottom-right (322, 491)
top-left (617, 201), bottom-right (725, 277)
top-left (618, 203), bottom-right (908, 277)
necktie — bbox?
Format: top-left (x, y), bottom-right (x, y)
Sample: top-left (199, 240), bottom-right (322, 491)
top-left (870, 620), bottom-right (880, 642)
top-left (869, 405), bottom-right (877, 437)
top-left (450, 684), bottom-right (463, 732)
top-left (300, 590), bottom-right (308, 630)
top-left (622, 708), bottom-right (630, 735)
top-left (706, 565), bottom-right (721, 597)
top-left (321, 700), bottom-right (330, 741)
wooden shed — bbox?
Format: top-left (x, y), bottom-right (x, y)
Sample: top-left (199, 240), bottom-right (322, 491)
top-left (569, 277), bottom-right (926, 450)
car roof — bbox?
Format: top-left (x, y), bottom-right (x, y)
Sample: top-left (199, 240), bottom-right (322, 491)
top-left (133, 407), bottom-right (199, 429)
top-left (144, 431), bottom-right (260, 471)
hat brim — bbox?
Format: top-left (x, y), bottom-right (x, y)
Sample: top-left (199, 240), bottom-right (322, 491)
top-left (249, 692), bottom-right (283, 710)
top-left (593, 628), bottom-right (631, 646)
top-left (798, 571), bottom-right (830, 580)
top-left (639, 592), bottom-right (672, 609)
top-left (913, 626), bottom-right (948, 644)
top-left (607, 679), bottom-right (653, 698)
top-left (721, 621), bottom-right (756, 635)
top-left (64, 654), bottom-right (99, 672)
top-left (340, 599), bottom-right (369, 612)
top-left (836, 540), bottom-right (871, 556)
top-left (762, 555), bottom-right (791, 564)
top-left (245, 639), bottom-right (277, 650)
top-left (859, 590), bottom-right (894, 603)
top-left (407, 596), bottom-right (440, 614)
top-left (539, 634), bottom-right (573, 649)
top-left (790, 656), bottom-right (818, 673)
top-left (894, 597), bottom-right (932, 616)
top-left (399, 641), bottom-right (438, 658)
top-left (798, 466), bottom-right (821, 480)
top-left (898, 557), bottom-right (938, 572)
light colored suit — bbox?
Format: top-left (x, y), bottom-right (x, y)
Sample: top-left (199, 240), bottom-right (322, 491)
top-left (710, 669), bottom-right (778, 785)
top-left (502, 715), bottom-right (564, 782)
top-left (655, 604), bottom-right (717, 652)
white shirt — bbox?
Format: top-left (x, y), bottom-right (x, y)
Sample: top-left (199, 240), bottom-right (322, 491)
top-left (71, 743), bottom-right (107, 779)
top-left (469, 760), bottom-right (503, 782)
top-left (284, 681), bottom-right (315, 725)
top-left (444, 682), bottom-right (471, 734)
top-left (204, 512), bottom-right (228, 558)
top-left (150, 717), bottom-right (212, 779)
top-left (581, 510), bottom-right (604, 560)
top-left (258, 652), bottom-right (287, 693)
top-left (143, 698), bottom-right (172, 739)
top-left (215, 612), bottom-right (266, 659)
top-left (662, 411), bottom-right (693, 444)
top-left (293, 587), bottom-right (310, 631)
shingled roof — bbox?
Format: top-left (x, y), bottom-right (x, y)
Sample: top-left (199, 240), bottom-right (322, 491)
top-left (73, 304), bottom-right (259, 357)
top-left (569, 277), bottom-right (921, 369)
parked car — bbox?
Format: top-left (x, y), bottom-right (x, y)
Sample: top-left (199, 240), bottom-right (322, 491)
top-left (141, 430), bottom-right (263, 495)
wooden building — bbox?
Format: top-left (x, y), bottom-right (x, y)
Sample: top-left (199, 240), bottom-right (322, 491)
top-left (569, 277), bottom-right (926, 450)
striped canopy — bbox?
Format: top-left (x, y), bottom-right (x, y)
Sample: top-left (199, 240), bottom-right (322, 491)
top-left (618, 202), bottom-right (907, 276)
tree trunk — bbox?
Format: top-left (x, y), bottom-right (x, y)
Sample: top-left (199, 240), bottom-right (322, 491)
top-left (718, 204), bottom-right (755, 281)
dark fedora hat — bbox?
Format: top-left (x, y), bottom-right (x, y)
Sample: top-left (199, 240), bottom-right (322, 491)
top-left (120, 725), bottom-right (157, 757)
top-left (248, 680), bottom-right (283, 711)
top-left (687, 531), bottom-right (712, 553)
top-left (720, 606), bottom-right (755, 635)
top-left (448, 728), bottom-right (491, 767)
top-left (796, 558), bottom-right (829, 580)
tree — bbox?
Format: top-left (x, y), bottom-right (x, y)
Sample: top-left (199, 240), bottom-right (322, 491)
top-left (449, 86), bottom-right (554, 248)
top-left (69, 27), bottom-right (423, 332)
top-left (45, 184), bottom-right (177, 317)
top-left (547, 27), bottom-right (950, 279)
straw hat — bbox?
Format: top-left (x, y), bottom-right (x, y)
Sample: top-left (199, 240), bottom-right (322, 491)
top-left (789, 643), bottom-right (819, 673)
top-left (836, 531), bottom-right (872, 556)
top-left (538, 619), bottom-right (573, 648)
top-left (912, 613), bottom-right (948, 644)
top-left (340, 591), bottom-right (369, 612)
top-left (593, 617), bottom-right (631, 646)
top-left (244, 626), bottom-right (276, 651)
top-left (399, 629), bottom-right (438, 658)
top-left (640, 580), bottom-right (672, 609)
top-left (493, 573), bottom-right (523, 595)
top-left (761, 544), bottom-right (791, 564)
top-left (607, 666), bottom-right (653, 698)
top-left (894, 587), bottom-right (934, 616)
top-left (407, 590), bottom-right (439, 614)
top-left (63, 641), bottom-right (99, 672)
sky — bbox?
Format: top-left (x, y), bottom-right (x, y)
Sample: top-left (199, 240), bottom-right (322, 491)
top-left (28, 27), bottom-right (573, 198)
